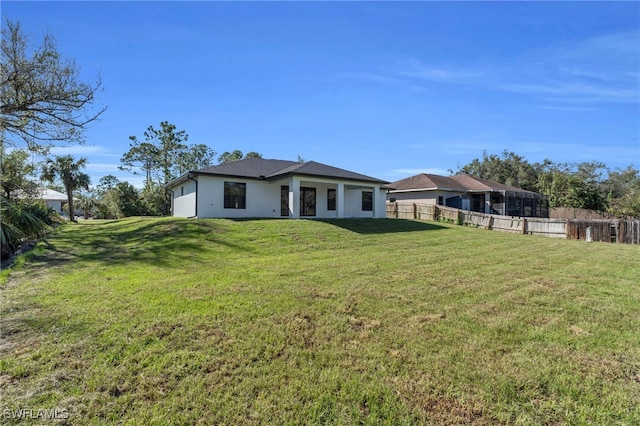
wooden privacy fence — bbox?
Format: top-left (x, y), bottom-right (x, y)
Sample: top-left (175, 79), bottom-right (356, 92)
top-left (386, 202), bottom-right (640, 244)
top-left (567, 219), bottom-right (640, 244)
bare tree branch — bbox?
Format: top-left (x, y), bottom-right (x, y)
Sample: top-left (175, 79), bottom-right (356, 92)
top-left (0, 19), bottom-right (106, 153)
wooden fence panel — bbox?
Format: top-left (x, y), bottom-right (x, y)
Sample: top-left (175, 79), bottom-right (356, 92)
top-left (386, 202), bottom-right (397, 218)
top-left (385, 201), bottom-right (638, 244)
top-left (397, 203), bottom-right (416, 219)
top-left (491, 216), bottom-right (524, 234)
top-left (619, 220), bottom-right (640, 244)
top-left (525, 218), bottom-right (567, 238)
top-left (437, 206), bottom-right (461, 223)
top-left (567, 220), bottom-right (617, 243)
top-left (416, 204), bottom-right (436, 221)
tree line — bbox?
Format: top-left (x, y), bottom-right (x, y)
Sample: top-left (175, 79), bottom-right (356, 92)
top-left (95, 122), bottom-right (261, 219)
top-left (456, 150), bottom-right (639, 217)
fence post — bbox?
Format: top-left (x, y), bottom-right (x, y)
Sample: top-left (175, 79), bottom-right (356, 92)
top-left (522, 218), bottom-right (527, 234)
top-left (413, 203), bottom-right (417, 219)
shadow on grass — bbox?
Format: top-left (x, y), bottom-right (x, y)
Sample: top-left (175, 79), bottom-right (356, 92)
top-left (317, 218), bottom-right (448, 234)
top-left (44, 218), bottom-right (252, 268)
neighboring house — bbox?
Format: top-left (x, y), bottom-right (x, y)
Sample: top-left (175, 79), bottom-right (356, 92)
top-left (40, 188), bottom-right (69, 213)
top-left (167, 158), bottom-right (388, 219)
top-left (387, 173), bottom-right (548, 218)
top-left (11, 188), bottom-right (82, 216)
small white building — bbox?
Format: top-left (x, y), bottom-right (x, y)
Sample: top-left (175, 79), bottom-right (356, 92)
top-left (167, 158), bottom-right (388, 219)
top-left (39, 188), bottom-right (69, 214)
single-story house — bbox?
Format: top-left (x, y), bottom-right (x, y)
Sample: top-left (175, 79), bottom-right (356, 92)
top-left (40, 188), bottom-right (69, 214)
top-left (387, 173), bottom-right (548, 218)
top-left (12, 188), bottom-right (82, 216)
top-left (167, 158), bottom-right (389, 219)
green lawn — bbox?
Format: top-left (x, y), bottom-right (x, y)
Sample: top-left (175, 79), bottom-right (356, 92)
top-left (1, 217), bottom-right (639, 425)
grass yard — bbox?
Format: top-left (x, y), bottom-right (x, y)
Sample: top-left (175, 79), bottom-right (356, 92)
top-left (1, 217), bottom-right (639, 425)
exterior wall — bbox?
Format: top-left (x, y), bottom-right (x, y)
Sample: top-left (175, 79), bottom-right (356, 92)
top-left (46, 200), bottom-right (64, 213)
top-left (387, 190), bottom-right (463, 206)
top-left (186, 175), bottom-right (385, 219)
top-left (197, 176), bottom-right (281, 218)
top-left (343, 187), bottom-right (383, 218)
top-left (375, 188), bottom-right (387, 219)
top-left (300, 180), bottom-right (338, 219)
top-left (172, 180), bottom-right (197, 217)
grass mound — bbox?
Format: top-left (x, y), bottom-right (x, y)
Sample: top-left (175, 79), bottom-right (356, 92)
top-left (1, 217), bottom-right (639, 424)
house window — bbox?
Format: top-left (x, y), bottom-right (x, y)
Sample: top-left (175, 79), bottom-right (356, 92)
top-left (300, 187), bottom-right (316, 216)
top-left (362, 191), bottom-right (373, 211)
top-left (281, 186), bottom-right (289, 216)
top-left (437, 196), bottom-right (443, 205)
top-left (180, 186), bottom-right (184, 196)
top-left (224, 181), bottom-right (246, 209)
top-left (327, 189), bottom-right (336, 211)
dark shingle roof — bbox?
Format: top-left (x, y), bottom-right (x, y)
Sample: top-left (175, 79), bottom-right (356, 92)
top-left (266, 161), bottom-right (386, 183)
top-left (388, 173), bottom-right (536, 194)
top-left (168, 158), bottom-right (387, 187)
top-left (196, 158), bottom-right (298, 179)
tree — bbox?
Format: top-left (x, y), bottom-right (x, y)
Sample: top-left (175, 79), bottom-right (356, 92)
top-left (41, 155), bottom-right (90, 222)
top-left (75, 192), bottom-right (97, 219)
top-left (120, 122), bottom-right (219, 214)
top-left (458, 150), bottom-right (538, 192)
top-left (218, 150), bottom-right (263, 164)
top-left (0, 19), bottom-right (105, 153)
top-left (1, 197), bottom-right (48, 259)
top-left (536, 161), bottom-right (607, 211)
top-left (139, 181), bottom-right (166, 216)
top-left (93, 175), bottom-right (121, 219)
top-left (114, 181), bottom-right (146, 217)
top-left (119, 141), bottom-right (161, 187)
top-left (176, 143), bottom-right (216, 175)
top-left (120, 122), bottom-right (188, 186)
top-left (120, 122), bottom-right (187, 214)
top-left (602, 166), bottom-right (640, 217)
top-left (0, 145), bottom-right (39, 200)
top-left (95, 174), bottom-right (119, 197)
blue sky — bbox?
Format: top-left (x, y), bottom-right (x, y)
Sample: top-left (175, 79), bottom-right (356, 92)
top-left (4, 1), bottom-right (639, 187)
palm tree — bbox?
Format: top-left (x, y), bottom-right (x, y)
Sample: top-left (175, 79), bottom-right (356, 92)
top-left (0, 198), bottom-right (49, 259)
top-left (75, 193), bottom-right (97, 219)
top-left (41, 155), bottom-right (91, 222)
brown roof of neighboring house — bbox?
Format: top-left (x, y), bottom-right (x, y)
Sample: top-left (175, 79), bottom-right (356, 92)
top-left (388, 173), bottom-right (537, 194)
top-left (451, 175), bottom-right (537, 193)
top-left (387, 173), bottom-right (468, 192)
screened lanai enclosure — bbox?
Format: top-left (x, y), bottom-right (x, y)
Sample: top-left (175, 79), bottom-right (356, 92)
top-left (446, 191), bottom-right (549, 218)
top-left (483, 191), bottom-right (549, 218)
